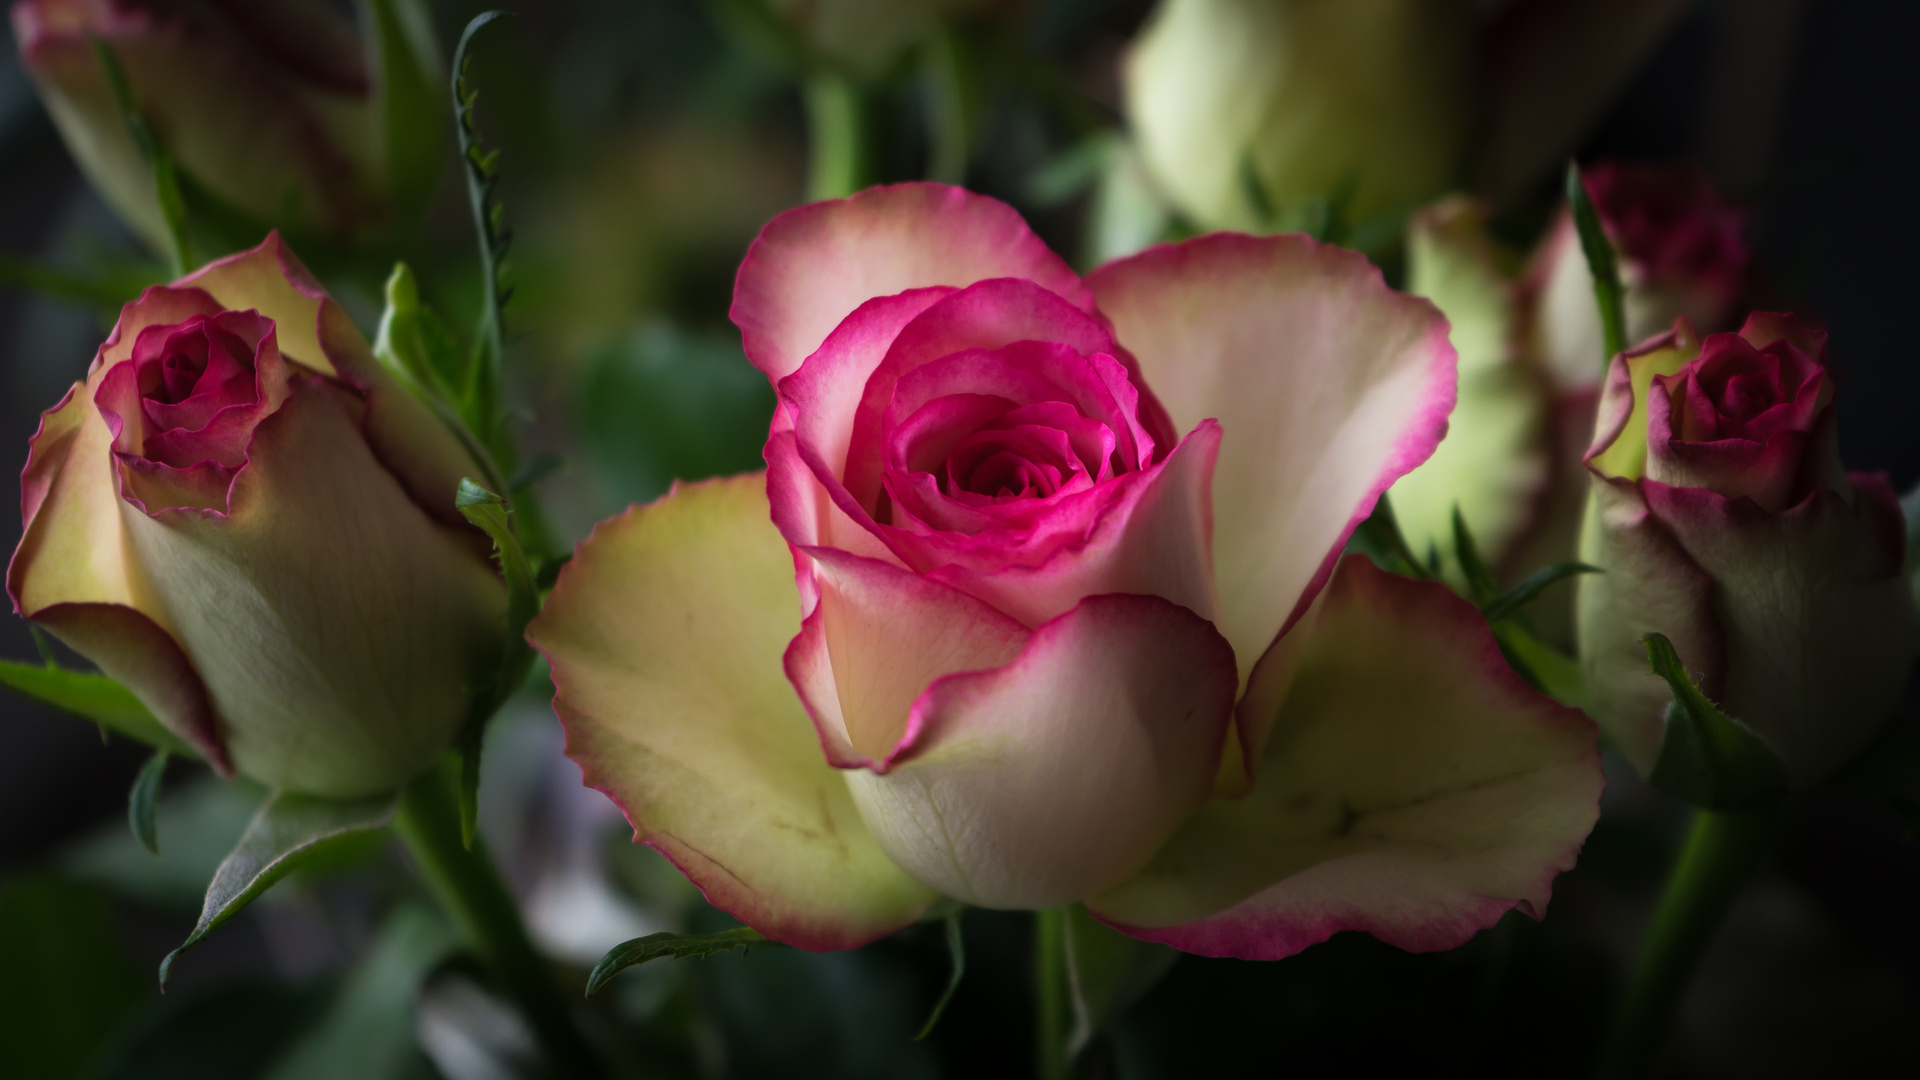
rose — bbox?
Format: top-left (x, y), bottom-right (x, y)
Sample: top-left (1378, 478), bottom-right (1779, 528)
top-left (1577, 313), bottom-right (1913, 787)
top-left (12, 0), bottom-right (441, 250)
top-left (9, 234), bottom-right (506, 797)
top-left (531, 184), bottom-right (1602, 956)
top-left (1529, 161), bottom-right (1750, 397)
top-left (1125, 0), bottom-right (1475, 231)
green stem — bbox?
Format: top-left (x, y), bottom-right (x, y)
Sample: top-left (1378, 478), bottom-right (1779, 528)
top-left (1035, 907), bottom-right (1069, 1080)
top-left (805, 70), bottom-right (865, 201)
top-left (395, 761), bottom-right (608, 1079)
top-left (1600, 802), bottom-right (1777, 1078)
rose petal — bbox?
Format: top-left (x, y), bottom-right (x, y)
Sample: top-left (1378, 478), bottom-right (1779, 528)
top-left (8, 374), bottom-right (230, 769)
top-left (1574, 474), bottom-right (1724, 773)
top-left (1641, 477), bottom-right (1913, 787)
top-left (913, 421), bottom-right (1221, 628)
top-left (847, 593), bottom-right (1237, 909)
top-left (731, 183), bottom-right (1091, 383)
top-left (115, 377), bottom-right (504, 797)
top-left (529, 473), bottom-right (939, 949)
top-left (180, 233), bottom-right (486, 531)
top-left (1088, 233), bottom-right (1455, 687)
top-left (1090, 556), bottom-right (1602, 960)
top-left (784, 545), bottom-right (1029, 767)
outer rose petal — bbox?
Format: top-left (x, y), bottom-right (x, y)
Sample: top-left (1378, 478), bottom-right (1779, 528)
top-left (1574, 476), bottom-right (1724, 772)
top-left (1090, 557), bottom-right (1602, 959)
top-left (115, 378), bottom-right (504, 796)
top-left (8, 373), bottom-right (228, 769)
top-left (731, 183), bottom-right (1092, 383)
top-left (1088, 233), bottom-right (1455, 687)
top-left (1640, 478), bottom-right (1913, 788)
top-left (846, 594), bottom-right (1237, 910)
top-left (180, 234), bottom-right (485, 531)
top-left (527, 473), bottom-right (938, 949)
top-left (784, 546), bottom-right (1029, 766)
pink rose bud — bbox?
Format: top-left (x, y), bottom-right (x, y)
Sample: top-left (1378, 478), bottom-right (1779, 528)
top-left (530, 185), bottom-right (1604, 959)
top-left (11, 0), bottom-right (439, 250)
top-left (9, 235), bottom-right (506, 797)
top-left (1577, 313), bottom-right (1913, 788)
top-left (1529, 161), bottom-right (1750, 395)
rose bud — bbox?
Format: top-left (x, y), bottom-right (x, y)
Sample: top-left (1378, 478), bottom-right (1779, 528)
top-left (1388, 196), bottom-right (1551, 570)
top-left (9, 234), bottom-right (506, 797)
top-left (1124, 0), bottom-right (1474, 232)
top-left (11, 0), bottom-right (440, 249)
top-left (1528, 161), bottom-right (1750, 397)
top-left (1577, 313), bottom-right (1913, 789)
top-left (531, 184), bottom-right (1602, 956)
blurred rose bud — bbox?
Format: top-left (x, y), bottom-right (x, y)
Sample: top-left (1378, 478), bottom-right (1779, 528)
top-left (1388, 196), bottom-right (1551, 569)
top-left (1528, 161), bottom-right (1750, 396)
top-left (1125, 0), bottom-right (1473, 231)
top-left (9, 235), bottom-right (506, 797)
top-left (12, 0), bottom-right (442, 250)
top-left (1577, 313), bottom-right (1913, 788)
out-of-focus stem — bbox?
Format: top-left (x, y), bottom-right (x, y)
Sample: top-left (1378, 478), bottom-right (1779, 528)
top-left (805, 70), bottom-right (865, 201)
top-left (1599, 801), bottom-right (1777, 1078)
top-left (1035, 907), bottom-right (1069, 1080)
top-left (396, 760), bottom-right (608, 1080)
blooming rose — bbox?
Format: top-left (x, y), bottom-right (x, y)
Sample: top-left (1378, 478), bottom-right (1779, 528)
top-left (13, 0), bottom-right (441, 249)
top-left (531, 184), bottom-right (1602, 955)
top-left (1577, 313), bottom-right (1913, 787)
top-left (9, 234), bottom-right (506, 797)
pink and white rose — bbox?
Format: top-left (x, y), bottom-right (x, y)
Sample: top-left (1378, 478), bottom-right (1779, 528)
top-left (1577, 313), bottom-right (1913, 786)
top-left (531, 184), bottom-right (1603, 956)
top-left (9, 234), bottom-right (505, 797)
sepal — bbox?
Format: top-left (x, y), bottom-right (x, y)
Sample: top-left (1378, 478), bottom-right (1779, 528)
top-left (1643, 633), bottom-right (1789, 809)
top-left (160, 788), bottom-right (400, 988)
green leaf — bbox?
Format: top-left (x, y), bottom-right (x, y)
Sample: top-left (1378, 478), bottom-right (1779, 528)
top-left (1451, 506), bottom-right (1499, 604)
top-left (452, 11), bottom-right (515, 468)
top-left (373, 262), bottom-right (508, 496)
top-left (128, 749), bottom-right (168, 856)
top-left (159, 790), bottom-right (399, 989)
top-left (913, 909), bottom-right (966, 1040)
top-left (1345, 493), bottom-right (1434, 581)
top-left (586, 927), bottom-right (778, 996)
top-left (365, 0), bottom-right (446, 222)
top-left (0, 659), bottom-right (196, 758)
top-left (1492, 622), bottom-right (1585, 709)
top-left (91, 37), bottom-right (191, 276)
top-left (452, 478), bottom-right (539, 846)
top-left (1062, 905), bottom-right (1177, 1059)
top-left (1566, 160), bottom-right (1627, 367)
top-left (1643, 633), bottom-right (1790, 809)
top-left (1480, 562), bottom-right (1602, 625)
